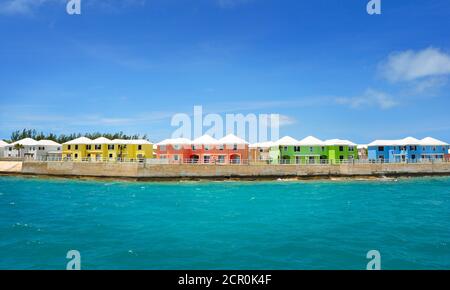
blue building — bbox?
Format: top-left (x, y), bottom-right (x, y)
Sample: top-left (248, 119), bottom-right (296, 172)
top-left (368, 137), bottom-right (449, 163)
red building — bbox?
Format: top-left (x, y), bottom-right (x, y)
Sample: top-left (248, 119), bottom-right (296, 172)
top-left (156, 138), bottom-right (191, 163)
top-left (156, 134), bottom-right (249, 164)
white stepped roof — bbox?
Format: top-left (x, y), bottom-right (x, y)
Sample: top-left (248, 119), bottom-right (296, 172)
top-left (275, 136), bottom-right (300, 146)
top-left (91, 137), bottom-right (112, 144)
top-left (156, 138), bottom-right (191, 146)
top-left (357, 144), bottom-right (368, 149)
top-left (419, 137), bottom-right (448, 146)
top-left (36, 140), bottom-right (61, 146)
top-left (192, 135), bottom-right (219, 145)
top-left (112, 139), bottom-right (152, 145)
top-left (0, 140), bottom-right (8, 147)
top-left (9, 138), bottom-right (37, 146)
top-left (64, 137), bottom-right (92, 145)
top-left (324, 139), bottom-right (357, 146)
top-left (218, 134), bottom-right (248, 145)
top-left (298, 136), bottom-right (325, 146)
top-left (368, 137), bottom-right (421, 146)
top-left (250, 141), bottom-right (276, 148)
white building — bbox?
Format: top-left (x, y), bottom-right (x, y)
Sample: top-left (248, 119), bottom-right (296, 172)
top-left (3, 138), bottom-right (62, 160)
top-left (0, 140), bottom-right (9, 158)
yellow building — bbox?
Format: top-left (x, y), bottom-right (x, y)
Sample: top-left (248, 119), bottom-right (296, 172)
top-left (62, 137), bottom-right (153, 161)
top-left (62, 137), bottom-right (91, 161)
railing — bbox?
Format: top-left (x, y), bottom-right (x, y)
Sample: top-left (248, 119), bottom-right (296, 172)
top-left (13, 156), bottom-right (450, 165)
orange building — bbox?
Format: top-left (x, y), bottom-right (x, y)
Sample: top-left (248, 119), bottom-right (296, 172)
top-left (156, 134), bottom-right (249, 164)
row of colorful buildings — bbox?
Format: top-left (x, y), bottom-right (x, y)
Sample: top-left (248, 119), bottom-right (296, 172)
top-left (1, 135), bottom-right (449, 164)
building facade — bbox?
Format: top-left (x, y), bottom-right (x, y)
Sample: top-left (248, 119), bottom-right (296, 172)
top-left (3, 138), bottom-right (61, 160)
top-left (324, 139), bottom-right (358, 163)
top-left (368, 137), bottom-right (449, 163)
top-left (62, 137), bottom-right (153, 161)
top-left (0, 140), bottom-right (8, 158)
top-left (157, 134), bottom-right (249, 164)
top-left (249, 141), bottom-right (274, 163)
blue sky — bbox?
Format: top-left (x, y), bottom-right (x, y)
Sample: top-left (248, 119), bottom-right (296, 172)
top-left (1, 0), bottom-right (450, 143)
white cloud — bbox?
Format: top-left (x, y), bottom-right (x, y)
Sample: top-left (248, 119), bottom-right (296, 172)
top-left (379, 47), bottom-right (450, 82)
top-left (336, 89), bottom-right (397, 110)
top-left (0, 0), bottom-right (54, 15)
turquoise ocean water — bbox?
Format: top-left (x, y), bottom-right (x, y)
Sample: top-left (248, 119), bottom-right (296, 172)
top-left (0, 176), bottom-right (449, 270)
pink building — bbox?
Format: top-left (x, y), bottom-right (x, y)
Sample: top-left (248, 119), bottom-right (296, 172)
top-left (156, 134), bottom-right (249, 164)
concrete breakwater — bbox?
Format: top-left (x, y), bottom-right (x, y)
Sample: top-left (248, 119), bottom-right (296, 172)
top-left (0, 161), bottom-right (448, 180)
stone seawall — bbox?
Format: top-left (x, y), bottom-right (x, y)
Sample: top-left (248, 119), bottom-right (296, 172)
top-left (13, 161), bottom-right (450, 180)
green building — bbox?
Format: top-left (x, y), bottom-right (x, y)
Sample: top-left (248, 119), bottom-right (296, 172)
top-left (269, 136), bottom-right (358, 164)
top-left (323, 139), bottom-right (358, 163)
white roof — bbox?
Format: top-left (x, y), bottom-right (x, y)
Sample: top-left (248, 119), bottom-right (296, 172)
top-left (419, 137), bottom-right (448, 146)
top-left (36, 140), bottom-right (61, 146)
top-left (63, 137), bottom-right (92, 145)
top-left (0, 140), bottom-right (8, 147)
top-left (192, 135), bottom-right (219, 145)
top-left (218, 134), bottom-right (248, 145)
top-left (357, 144), bottom-right (368, 149)
top-left (156, 138), bottom-right (191, 146)
top-left (9, 138), bottom-right (37, 146)
top-left (274, 136), bottom-right (300, 146)
top-left (91, 137), bottom-right (113, 144)
top-left (324, 139), bottom-right (357, 146)
top-left (249, 141), bottom-right (275, 148)
top-left (298, 136), bottom-right (325, 146)
top-left (112, 139), bottom-right (152, 145)
top-left (368, 137), bottom-right (421, 146)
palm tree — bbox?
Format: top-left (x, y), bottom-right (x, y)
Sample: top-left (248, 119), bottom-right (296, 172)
top-left (13, 143), bottom-right (25, 158)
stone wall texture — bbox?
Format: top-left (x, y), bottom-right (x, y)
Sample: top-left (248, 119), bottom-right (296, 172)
top-left (10, 161), bottom-right (450, 179)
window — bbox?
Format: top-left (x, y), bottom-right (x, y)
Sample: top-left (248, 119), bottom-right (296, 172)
top-left (411, 154), bottom-right (416, 159)
top-left (410, 146), bottom-right (417, 151)
top-left (160, 145), bottom-right (166, 151)
top-left (294, 146), bottom-right (300, 152)
top-left (233, 144), bottom-right (238, 151)
top-left (173, 145), bottom-right (180, 150)
top-left (349, 146), bottom-right (354, 152)
top-left (68, 145), bottom-right (71, 150)
top-left (433, 146), bottom-right (436, 151)
top-left (86, 145), bottom-right (92, 150)
top-left (95, 145), bottom-right (101, 150)
top-left (283, 146), bottom-right (288, 151)
top-left (75, 145), bottom-right (78, 150)
top-left (109, 154), bottom-right (113, 158)
top-left (192, 145), bottom-right (197, 150)
top-left (74, 154), bottom-right (78, 158)
top-left (138, 145), bottom-right (142, 150)
top-left (205, 145), bottom-right (210, 151)
top-left (108, 145), bottom-right (114, 150)
top-left (339, 155), bottom-right (344, 160)
top-left (204, 155), bottom-right (211, 164)
top-left (378, 146), bottom-right (384, 152)
top-left (218, 145), bottom-right (224, 150)
top-left (173, 155), bottom-right (179, 161)
top-left (218, 155), bottom-right (225, 164)
top-left (321, 147), bottom-right (325, 152)
top-left (309, 147), bottom-right (313, 153)
top-left (339, 146), bottom-right (344, 152)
